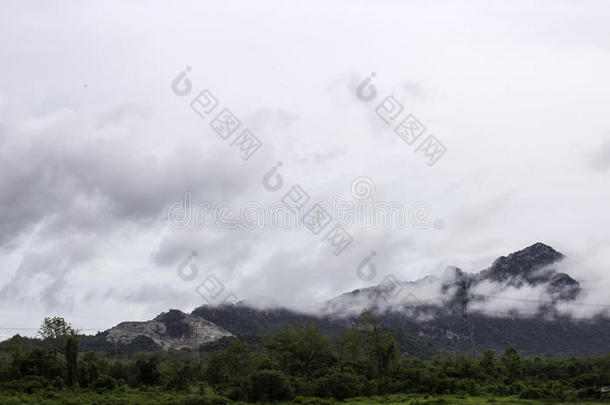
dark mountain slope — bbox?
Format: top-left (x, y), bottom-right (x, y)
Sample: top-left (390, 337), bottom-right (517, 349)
top-left (189, 243), bottom-right (610, 357)
top-left (72, 242), bottom-right (610, 357)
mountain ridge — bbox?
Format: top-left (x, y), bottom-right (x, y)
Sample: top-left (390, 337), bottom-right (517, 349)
top-left (95, 242), bottom-right (610, 356)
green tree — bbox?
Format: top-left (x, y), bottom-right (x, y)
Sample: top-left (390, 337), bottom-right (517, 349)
top-left (90, 374), bottom-right (117, 392)
top-left (163, 358), bottom-right (192, 391)
top-left (265, 322), bottom-right (332, 380)
top-left (38, 316), bottom-right (77, 358)
top-left (311, 369), bottom-right (363, 399)
top-left (205, 353), bottom-right (229, 391)
top-left (354, 309), bottom-right (398, 382)
top-left (479, 350), bottom-right (498, 378)
top-left (65, 335), bottom-right (78, 386)
top-left (136, 358), bottom-right (160, 387)
top-left (78, 351), bottom-right (106, 388)
top-left (501, 346), bottom-right (521, 382)
top-left (456, 354), bottom-right (477, 379)
top-left (224, 339), bottom-right (253, 379)
top-left (249, 369), bottom-right (292, 401)
top-left (10, 348), bottom-right (60, 379)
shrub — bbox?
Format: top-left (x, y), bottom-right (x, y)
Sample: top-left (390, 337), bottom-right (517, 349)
top-left (52, 376), bottom-right (64, 390)
top-left (13, 375), bottom-right (48, 393)
top-left (292, 396), bottom-right (333, 405)
top-left (91, 374), bottom-right (117, 392)
top-left (519, 385), bottom-right (542, 399)
top-left (222, 386), bottom-right (242, 401)
top-left (310, 370), bottom-right (362, 400)
top-left (248, 369), bottom-right (292, 402)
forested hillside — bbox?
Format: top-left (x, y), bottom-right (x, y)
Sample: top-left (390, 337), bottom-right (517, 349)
top-left (1, 313), bottom-right (610, 404)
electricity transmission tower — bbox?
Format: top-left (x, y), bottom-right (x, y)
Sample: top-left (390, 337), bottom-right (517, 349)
top-left (459, 279), bottom-right (478, 357)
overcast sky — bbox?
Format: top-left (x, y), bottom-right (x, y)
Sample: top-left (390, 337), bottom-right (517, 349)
top-left (1, 0), bottom-right (610, 339)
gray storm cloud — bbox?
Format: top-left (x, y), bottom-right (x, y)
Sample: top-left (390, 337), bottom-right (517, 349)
top-left (0, 0), bottom-right (609, 337)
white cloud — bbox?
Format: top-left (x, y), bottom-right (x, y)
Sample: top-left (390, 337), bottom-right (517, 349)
top-left (1, 0), bottom-right (609, 336)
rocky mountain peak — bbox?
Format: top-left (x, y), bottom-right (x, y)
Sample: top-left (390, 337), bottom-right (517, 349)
top-left (100, 243), bottom-right (582, 352)
top-left (472, 243), bottom-right (579, 301)
top-left (488, 242), bottom-right (564, 281)
top-left (106, 309), bottom-right (232, 350)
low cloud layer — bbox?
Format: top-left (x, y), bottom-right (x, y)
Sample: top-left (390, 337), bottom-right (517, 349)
top-left (1, 0), bottom-right (610, 339)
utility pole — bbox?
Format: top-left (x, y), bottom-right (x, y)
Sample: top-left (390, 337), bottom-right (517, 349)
top-left (459, 279), bottom-right (477, 357)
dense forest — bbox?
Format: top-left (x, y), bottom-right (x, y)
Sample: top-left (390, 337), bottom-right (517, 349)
top-left (1, 311), bottom-right (609, 404)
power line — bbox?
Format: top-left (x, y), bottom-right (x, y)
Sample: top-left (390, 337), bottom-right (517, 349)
top-left (473, 294), bottom-right (610, 309)
top-left (402, 292), bottom-right (610, 310)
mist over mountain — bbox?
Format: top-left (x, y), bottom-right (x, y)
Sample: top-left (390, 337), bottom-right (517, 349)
top-left (92, 243), bottom-right (610, 356)
top-left (3, 2), bottom-right (610, 403)
top-left (319, 242), bottom-right (582, 318)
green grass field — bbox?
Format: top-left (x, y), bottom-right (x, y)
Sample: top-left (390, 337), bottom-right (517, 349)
top-left (338, 394), bottom-right (607, 404)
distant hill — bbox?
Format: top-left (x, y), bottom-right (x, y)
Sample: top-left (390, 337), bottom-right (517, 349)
top-left (38, 243), bottom-right (610, 357)
top-left (105, 309), bottom-right (232, 350)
